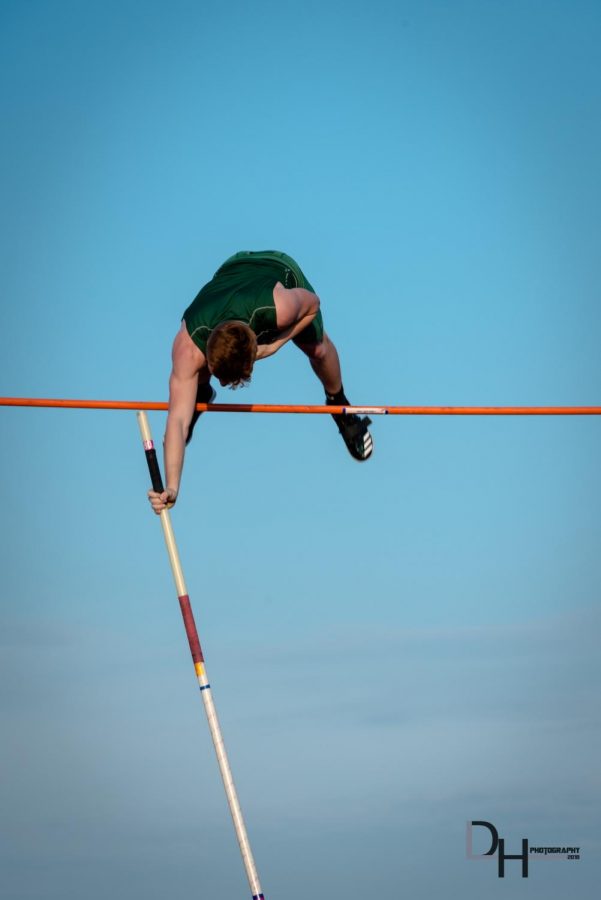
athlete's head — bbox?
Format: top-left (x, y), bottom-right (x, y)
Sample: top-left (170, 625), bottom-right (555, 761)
top-left (206, 321), bottom-right (257, 388)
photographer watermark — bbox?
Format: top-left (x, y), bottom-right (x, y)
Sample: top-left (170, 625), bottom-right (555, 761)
top-left (466, 820), bottom-right (581, 878)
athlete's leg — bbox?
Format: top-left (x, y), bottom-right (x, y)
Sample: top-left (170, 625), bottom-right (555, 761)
top-left (296, 332), bottom-right (342, 395)
top-left (295, 333), bottom-right (373, 461)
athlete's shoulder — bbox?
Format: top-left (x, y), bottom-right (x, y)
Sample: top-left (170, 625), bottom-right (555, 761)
top-left (273, 283), bottom-right (320, 329)
top-left (172, 322), bottom-right (206, 376)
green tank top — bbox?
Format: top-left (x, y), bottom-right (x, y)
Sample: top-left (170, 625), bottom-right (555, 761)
top-left (183, 250), bottom-right (313, 355)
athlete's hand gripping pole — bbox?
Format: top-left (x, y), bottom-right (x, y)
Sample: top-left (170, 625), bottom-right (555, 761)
top-left (137, 411), bottom-right (265, 900)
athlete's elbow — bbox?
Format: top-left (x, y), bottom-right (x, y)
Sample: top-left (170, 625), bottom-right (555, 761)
top-left (166, 413), bottom-right (189, 445)
top-left (301, 294), bottom-right (319, 323)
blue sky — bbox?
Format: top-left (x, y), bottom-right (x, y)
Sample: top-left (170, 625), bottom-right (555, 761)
top-left (1, 1), bottom-right (600, 898)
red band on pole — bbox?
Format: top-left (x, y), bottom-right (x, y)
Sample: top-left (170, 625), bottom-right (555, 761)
top-left (178, 594), bottom-right (205, 664)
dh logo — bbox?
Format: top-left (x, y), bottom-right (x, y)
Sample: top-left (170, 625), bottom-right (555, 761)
top-left (466, 820), bottom-right (528, 878)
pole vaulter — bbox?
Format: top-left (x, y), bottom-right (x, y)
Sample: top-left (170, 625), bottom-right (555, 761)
top-left (137, 411), bottom-right (265, 900)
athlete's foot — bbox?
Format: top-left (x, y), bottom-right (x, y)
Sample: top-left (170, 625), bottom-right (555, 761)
top-left (333, 412), bottom-right (374, 461)
top-left (325, 385), bottom-right (374, 462)
top-left (186, 384), bottom-right (216, 445)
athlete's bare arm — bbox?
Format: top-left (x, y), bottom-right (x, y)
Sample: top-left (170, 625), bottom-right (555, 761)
top-left (150, 287), bottom-right (319, 512)
top-left (148, 323), bottom-right (208, 515)
top-left (255, 284), bottom-right (320, 360)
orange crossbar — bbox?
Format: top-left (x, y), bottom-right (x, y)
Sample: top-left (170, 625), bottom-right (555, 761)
top-left (1, 397), bottom-right (600, 415)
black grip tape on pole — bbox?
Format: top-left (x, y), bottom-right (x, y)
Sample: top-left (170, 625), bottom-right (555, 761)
top-left (145, 448), bottom-right (165, 494)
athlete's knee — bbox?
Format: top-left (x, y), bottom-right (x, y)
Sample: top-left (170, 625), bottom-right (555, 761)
top-left (297, 333), bottom-right (331, 361)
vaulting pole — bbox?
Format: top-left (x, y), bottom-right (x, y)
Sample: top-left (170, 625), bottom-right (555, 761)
top-left (137, 411), bottom-right (265, 900)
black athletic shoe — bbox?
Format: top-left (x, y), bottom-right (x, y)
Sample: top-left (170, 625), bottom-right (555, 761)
top-left (334, 413), bottom-right (374, 462)
top-left (186, 385), bottom-right (216, 445)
